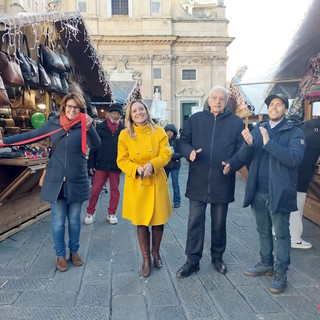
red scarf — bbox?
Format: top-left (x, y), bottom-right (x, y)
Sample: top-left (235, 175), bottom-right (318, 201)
top-left (107, 117), bottom-right (120, 134)
top-left (60, 113), bottom-right (87, 154)
top-left (0, 114), bottom-right (87, 154)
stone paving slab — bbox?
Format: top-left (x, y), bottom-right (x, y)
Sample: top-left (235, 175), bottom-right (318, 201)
top-left (77, 282), bottom-right (111, 306)
top-left (112, 294), bottom-right (147, 320)
top-left (209, 288), bottom-right (258, 320)
top-left (143, 269), bottom-right (180, 308)
top-left (149, 306), bottom-right (187, 320)
top-left (13, 291), bottom-right (77, 307)
top-left (174, 275), bottom-right (220, 319)
top-left (237, 285), bottom-right (283, 313)
top-left (113, 274), bottom-right (143, 296)
top-left (0, 306), bottom-right (110, 320)
top-left (275, 295), bottom-right (319, 320)
top-left (0, 292), bottom-right (20, 305)
top-left (3, 278), bottom-right (49, 291)
top-left (256, 313), bottom-right (295, 320)
top-left (0, 162), bottom-right (320, 319)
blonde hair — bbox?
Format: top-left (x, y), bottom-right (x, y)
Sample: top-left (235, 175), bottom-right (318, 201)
top-left (125, 99), bottom-right (155, 138)
top-left (59, 92), bottom-right (87, 116)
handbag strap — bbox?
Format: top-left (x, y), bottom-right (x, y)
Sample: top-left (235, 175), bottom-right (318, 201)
top-left (49, 130), bottom-right (67, 158)
top-left (23, 35), bottom-right (32, 58)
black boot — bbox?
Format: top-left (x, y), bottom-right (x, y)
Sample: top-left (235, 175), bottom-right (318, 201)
top-left (137, 226), bottom-right (151, 277)
top-left (152, 225), bottom-right (163, 268)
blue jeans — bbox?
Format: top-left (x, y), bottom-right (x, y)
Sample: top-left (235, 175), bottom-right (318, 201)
top-left (185, 200), bottom-right (228, 265)
top-left (50, 200), bottom-right (83, 257)
top-left (251, 192), bottom-right (291, 273)
top-left (165, 168), bottom-right (181, 205)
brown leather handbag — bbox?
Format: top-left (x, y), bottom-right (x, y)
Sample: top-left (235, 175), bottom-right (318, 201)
top-left (23, 89), bottom-right (36, 109)
top-left (0, 42), bottom-right (25, 87)
top-left (0, 75), bottom-right (12, 107)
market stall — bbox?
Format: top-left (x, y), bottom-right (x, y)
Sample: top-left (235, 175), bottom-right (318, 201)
top-left (0, 11), bottom-right (112, 239)
top-left (231, 0), bottom-right (320, 226)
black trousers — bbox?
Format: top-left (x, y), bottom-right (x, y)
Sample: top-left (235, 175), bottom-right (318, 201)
top-left (185, 199), bottom-right (228, 265)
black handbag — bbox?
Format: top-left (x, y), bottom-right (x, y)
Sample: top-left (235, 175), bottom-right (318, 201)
top-left (56, 38), bottom-right (71, 72)
top-left (47, 71), bottom-right (63, 94)
top-left (60, 73), bottom-right (69, 94)
top-left (16, 35), bottom-right (39, 87)
top-left (40, 33), bottom-right (66, 74)
top-left (38, 46), bottom-right (52, 90)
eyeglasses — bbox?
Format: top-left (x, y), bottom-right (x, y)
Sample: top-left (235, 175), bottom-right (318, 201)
top-left (66, 105), bottom-right (80, 111)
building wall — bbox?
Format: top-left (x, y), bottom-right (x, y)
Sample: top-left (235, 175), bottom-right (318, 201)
top-left (1, 0), bottom-right (232, 128)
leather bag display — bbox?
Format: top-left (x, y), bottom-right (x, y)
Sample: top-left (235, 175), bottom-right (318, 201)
top-left (16, 35), bottom-right (39, 87)
top-left (0, 43), bottom-right (25, 87)
top-left (40, 34), bottom-right (66, 74)
top-left (56, 38), bottom-right (71, 72)
top-left (47, 71), bottom-right (63, 94)
top-left (23, 89), bottom-right (36, 109)
top-left (38, 46), bottom-right (52, 90)
top-left (38, 62), bottom-right (52, 89)
top-left (0, 75), bottom-right (12, 107)
top-left (60, 73), bottom-right (69, 94)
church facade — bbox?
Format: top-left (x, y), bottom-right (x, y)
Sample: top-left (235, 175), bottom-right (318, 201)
top-left (2, 0), bottom-right (233, 128)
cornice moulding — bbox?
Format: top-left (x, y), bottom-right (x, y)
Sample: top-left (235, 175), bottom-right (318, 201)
top-left (93, 35), bottom-right (233, 45)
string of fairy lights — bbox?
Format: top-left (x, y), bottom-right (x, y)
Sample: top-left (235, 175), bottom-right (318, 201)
top-left (0, 11), bottom-right (112, 99)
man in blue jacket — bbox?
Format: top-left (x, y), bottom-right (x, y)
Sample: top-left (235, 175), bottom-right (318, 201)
top-left (224, 93), bottom-right (305, 294)
top-left (176, 86), bottom-right (244, 278)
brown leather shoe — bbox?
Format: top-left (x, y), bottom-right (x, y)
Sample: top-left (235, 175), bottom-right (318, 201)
top-left (56, 257), bottom-right (68, 272)
top-left (71, 253), bottom-right (83, 266)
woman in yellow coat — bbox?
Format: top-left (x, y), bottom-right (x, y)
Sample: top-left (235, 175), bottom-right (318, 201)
top-left (117, 99), bottom-right (172, 277)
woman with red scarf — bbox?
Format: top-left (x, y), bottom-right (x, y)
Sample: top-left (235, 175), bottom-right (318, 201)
top-left (0, 92), bottom-right (101, 272)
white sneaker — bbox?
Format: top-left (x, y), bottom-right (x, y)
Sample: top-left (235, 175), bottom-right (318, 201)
top-left (291, 240), bottom-right (312, 249)
top-left (84, 214), bottom-right (94, 225)
top-left (107, 215), bottom-right (118, 224)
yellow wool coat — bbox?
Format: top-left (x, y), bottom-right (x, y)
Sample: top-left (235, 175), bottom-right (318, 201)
top-left (117, 124), bottom-right (172, 226)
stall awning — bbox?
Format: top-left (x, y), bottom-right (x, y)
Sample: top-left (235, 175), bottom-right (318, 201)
top-left (0, 11), bottom-right (112, 100)
top-left (268, 0), bottom-right (319, 97)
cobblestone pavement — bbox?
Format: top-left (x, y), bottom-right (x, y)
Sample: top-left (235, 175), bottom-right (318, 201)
top-left (0, 161), bottom-right (320, 319)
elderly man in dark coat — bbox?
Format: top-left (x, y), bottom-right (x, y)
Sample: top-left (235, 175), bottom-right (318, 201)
top-left (176, 86), bottom-right (244, 278)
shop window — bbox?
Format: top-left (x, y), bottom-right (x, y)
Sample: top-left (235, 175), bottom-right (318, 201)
top-left (182, 69), bottom-right (197, 81)
top-left (112, 0), bottom-right (128, 15)
top-left (151, 0), bottom-right (161, 14)
top-left (153, 67), bottom-right (162, 80)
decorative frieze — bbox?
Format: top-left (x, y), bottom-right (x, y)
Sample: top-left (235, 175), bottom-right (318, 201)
top-left (176, 87), bottom-right (205, 97)
top-left (103, 54), bottom-right (224, 66)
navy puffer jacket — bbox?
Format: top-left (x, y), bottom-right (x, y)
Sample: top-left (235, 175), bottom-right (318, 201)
top-left (3, 115), bottom-right (101, 203)
top-left (229, 119), bottom-right (305, 214)
top-left (179, 110), bottom-right (244, 204)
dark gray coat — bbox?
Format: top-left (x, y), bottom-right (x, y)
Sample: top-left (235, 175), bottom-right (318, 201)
top-left (3, 115), bottom-right (101, 203)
